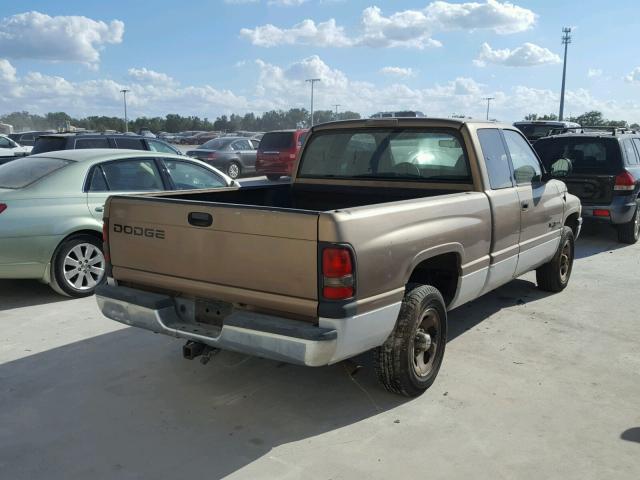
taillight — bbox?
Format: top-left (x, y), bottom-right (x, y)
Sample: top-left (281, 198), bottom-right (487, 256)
top-left (102, 218), bottom-right (110, 263)
top-left (207, 152), bottom-right (218, 160)
top-left (322, 247), bottom-right (355, 300)
top-left (0, 203), bottom-right (6, 214)
top-left (614, 170), bottom-right (636, 191)
top-left (593, 209), bottom-right (610, 217)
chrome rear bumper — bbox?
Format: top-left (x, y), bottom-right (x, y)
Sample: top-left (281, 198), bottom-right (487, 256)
top-left (95, 284), bottom-right (338, 366)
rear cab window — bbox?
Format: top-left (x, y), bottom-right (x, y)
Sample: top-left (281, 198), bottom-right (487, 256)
top-left (534, 137), bottom-right (623, 175)
top-left (31, 137), bottom-right (68, 154)
top-left (298, 128), bottom-right (471, 183)
top-left (114, 138), bottom-right (146, 150)
top-left (0, 157), bottom-right (72, 188)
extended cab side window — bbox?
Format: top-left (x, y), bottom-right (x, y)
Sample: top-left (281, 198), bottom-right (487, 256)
top-left (477, 129), bottom-right (513, 189)
top-left (503, 129), bottom-right (542, 184)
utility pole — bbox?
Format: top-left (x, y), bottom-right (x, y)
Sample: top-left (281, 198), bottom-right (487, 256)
top-left (306, 78), bottom-right (321, 126)
top-left (482, 97), bottom-right (495, 120)
top-left (120, 89), bottom-right (130, 132)
top-left (333, 104), bottom-right (341, 119)
top-left (558, 27), bottom-right (572, 121)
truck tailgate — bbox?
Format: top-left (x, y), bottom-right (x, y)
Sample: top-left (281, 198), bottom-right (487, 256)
top-left (106, 197), bottom-right (319, 314)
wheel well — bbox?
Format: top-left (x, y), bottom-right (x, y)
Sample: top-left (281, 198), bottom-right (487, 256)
top-left (565, 213), bottom-right (580, 237)
top-left (407, 253), bottom-right (460, 305)
top-left (51, 229), bottom-right (102, 260)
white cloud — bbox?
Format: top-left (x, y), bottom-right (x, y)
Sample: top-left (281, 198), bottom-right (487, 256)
top-left (1, 56), bottom-right (639, 124)
top-left (380, 66), bottom-right (415, 78)
top-left (268, 0), bottom-right (308, 5)
top-left (588, 68), bottom-right (602, 78)
top-left (0, 58), bottom-right (16, 82)
top-left (474, 42), bottom-right (561, 67)
top-left (127, 67), bottom-right (176, 86)
top-left (240, 19), bottom-right (352, 47)
top-left (241, 1), bottom-right (536, 48)
top-left (625, 67), bottom-right (640, 84)
top-left (0, 11), bottom-right (124, 66)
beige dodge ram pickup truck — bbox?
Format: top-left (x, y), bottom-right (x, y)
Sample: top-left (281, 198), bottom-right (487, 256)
top-left (96, 118), bottom-right (581, 397)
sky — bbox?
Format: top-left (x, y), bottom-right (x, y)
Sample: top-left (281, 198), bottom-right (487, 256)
top-left (1, 0), bottom-right (640, 123)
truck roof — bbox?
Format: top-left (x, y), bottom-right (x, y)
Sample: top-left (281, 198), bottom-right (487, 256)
top-left (312, 117), bottom-right (513, 131)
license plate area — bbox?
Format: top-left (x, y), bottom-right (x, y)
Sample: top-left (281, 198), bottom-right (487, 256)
top-left (195, 298), bottom-right (233, 328)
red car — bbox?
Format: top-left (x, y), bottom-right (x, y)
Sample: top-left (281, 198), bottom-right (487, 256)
top-left (255, 129), bottom-right (308, 181)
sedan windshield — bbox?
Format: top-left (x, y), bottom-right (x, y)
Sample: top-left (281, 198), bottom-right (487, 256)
top-left (0, 157), bottom-right (72, 188)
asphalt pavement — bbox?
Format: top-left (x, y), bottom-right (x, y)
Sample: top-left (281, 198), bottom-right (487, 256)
top-left (0, 223), bottom-right (638, 480)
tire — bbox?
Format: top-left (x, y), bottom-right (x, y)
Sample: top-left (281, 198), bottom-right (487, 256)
top-left (536, 226), bottom-right (574, 293)
top-left (266, 174), bottom-right (281, 181)
top-left (226, 161), bottom-right (241, 179)
top-left (52, 234), bottom-right (106, 297)
top-left (374, 285), bottom-right (447, 397)
top-left (617, 201), bottom-right (640, 244)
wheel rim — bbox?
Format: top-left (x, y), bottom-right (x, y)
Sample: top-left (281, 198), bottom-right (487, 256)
top-left (411, 308), bottom-right (441, 378)
top-left (63, 243), bottom-right (105, 291)
top-left (228, 163), bottom-right (239, 179)
top-left (634, 209), bottom-right (640, 239)
top-left (559, 239), bottom-right (572, 283)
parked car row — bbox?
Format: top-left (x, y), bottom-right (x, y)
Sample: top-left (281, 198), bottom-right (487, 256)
top-left (0, 150), bottom-right (234, 296)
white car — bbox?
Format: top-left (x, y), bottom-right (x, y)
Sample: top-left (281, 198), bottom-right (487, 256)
top-left (0, 134), bottom-right (31, 164)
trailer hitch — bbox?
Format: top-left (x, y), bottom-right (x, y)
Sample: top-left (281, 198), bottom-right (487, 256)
top-left (182, 341), bottom-right (220, 365)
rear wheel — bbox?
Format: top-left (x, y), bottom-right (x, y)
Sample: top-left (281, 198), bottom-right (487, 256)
top-left (266, 174), bottom-right (281, 181)
top-left (226, 161), bottom-right (241, 179)
top-left (374, 285), bottom-right (447, 397)
top-left (536, 226), bottom-right (574, 292)
top-left (617, 200), bottom-right (640, 244)
top-left (52, 234), bottom-right (105, 297)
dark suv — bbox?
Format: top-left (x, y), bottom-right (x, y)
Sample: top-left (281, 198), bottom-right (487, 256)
top-left (534, 128), bottom-right (640, 243)
top-left (30, 133), bottom-right (183, 156)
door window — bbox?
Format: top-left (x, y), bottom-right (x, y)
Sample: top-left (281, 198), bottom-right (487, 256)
top-left (0, 136), bottom-right (13, 148)
top-left (477, 128), bottom-right (513, 189)
top-left (75, 138), bottom-right (110, 149)
top-left (232, 140), bottom-right (251, 151)
top-left (100, 159), bottom-right (164, 191)
top-left (147, 140), bottom-right (177, 154)
top-left (503, 129), bottom-right (542, 184)
top-left (87, 167), bottom-right (109, 191)
top-left (161, 159), bottom-right (226, 189)
top-left (623, 139), bottom-right (639, 165)
top-left (114, 137), bottom-right (146, 150)
top-left (632, 139), bottom-right (640, 164)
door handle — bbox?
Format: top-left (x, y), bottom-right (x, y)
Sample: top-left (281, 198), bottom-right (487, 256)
top-left (521, 202), bottom-right (529, 211)
top-left (188, 212), bottom-right (213, 227)
top-left (95, 206), bottom-right (104, 213)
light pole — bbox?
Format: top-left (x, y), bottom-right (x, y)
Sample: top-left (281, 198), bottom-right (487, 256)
top-left (120, 89), bottom-right (130, 132)
top-left (482, 97), bottom-right (495, 120)
top-left (558, 27), bottom-right (572, 121)
top-left (333, 104), bottom-right (341, 119)
top-left (306, 78), bottom-right (321, 126)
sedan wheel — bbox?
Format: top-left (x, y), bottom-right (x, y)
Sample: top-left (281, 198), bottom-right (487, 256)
top-left (52, 234), bottom-right (106, 297)
top-left (227, 162), bottom-right (241, 179)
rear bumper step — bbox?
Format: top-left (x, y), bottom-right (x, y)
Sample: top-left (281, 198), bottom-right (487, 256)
top-left (95, 284), bottom-right (338, 367)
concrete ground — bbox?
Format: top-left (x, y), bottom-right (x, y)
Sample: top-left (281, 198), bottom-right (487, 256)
top-left (0, 223), bottom-right (638, 480)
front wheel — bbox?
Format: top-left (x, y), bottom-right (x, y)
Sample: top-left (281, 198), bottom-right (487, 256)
top-left (374, 285), bottom-right (447, 397)
top-left (52, 234), bottom-right (106, 297)
top-left (536, 226), bottom-right (574, 292)
top-left (617, 200), bottom-right (640, 244)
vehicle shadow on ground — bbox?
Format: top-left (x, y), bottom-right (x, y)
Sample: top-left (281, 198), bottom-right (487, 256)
top-left (0, 279), bottom-right (69, 311)
top-left (574, 222), bottom-right (625, 259)
top-left (621, 427), bottom-right (640, 443)
top-left (0, 275), bottom-right (558, 480)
